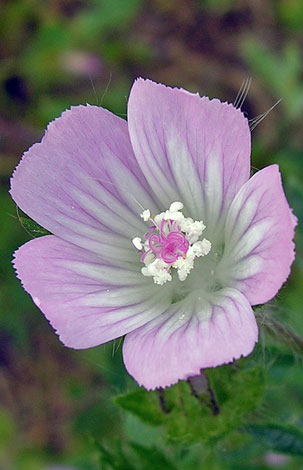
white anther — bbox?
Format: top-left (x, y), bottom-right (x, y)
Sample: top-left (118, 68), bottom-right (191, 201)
top-left (140, 209), bottom-right (151, 221)
top-left (202, 238), bottom-right (212, 255)
top-left (179, 219), bottom-right (192, 233)
top-left (142, 258), bottom-right (166, 275)
top-left (173, 256), bottom-right (195, 281)
top-left (153, 270), bottom-right (172, 285)
top-left (132, 237), bottom-right (143, 250)
top-left (190, 220), bottom-right (205, 235)
top-left (169, 201), bottom-right (184, 212)
top-left (187, 239), bottom-right (211, 258)
top-left (181, 219), bottom-right (205, 240)
top-left (141, 258), bottom-right (172, 285)
top-left (163, 211), bottom-right (184, 222)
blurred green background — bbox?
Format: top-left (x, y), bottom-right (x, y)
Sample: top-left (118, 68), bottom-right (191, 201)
top-left (0, 0), bottom-right (302, 469)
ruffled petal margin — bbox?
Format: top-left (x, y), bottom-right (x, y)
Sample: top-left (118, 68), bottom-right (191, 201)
top-left (220, 165), bottom-right (297, 305)
top-left (123, 288), bottom-right (258, 390)
top-left (13, 236), bottom-right (171, 349)
top-left (128, 78), bottom-right (251, 235)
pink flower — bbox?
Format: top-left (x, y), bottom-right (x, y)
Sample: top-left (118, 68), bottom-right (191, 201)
top-left (10, 78), bottom-right (297, 390)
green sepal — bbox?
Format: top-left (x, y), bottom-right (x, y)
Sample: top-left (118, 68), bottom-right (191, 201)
top-left (18, 216), bottom-right (50, 237)
top-left (115, 363), bottom-right (265, 445)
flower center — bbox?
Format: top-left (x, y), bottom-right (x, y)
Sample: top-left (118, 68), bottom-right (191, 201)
top-left (132, 202), bottom-right (211, 285)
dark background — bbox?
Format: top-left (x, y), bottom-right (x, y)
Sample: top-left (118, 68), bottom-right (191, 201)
top-left (0, 0), bottom-right (302, 468)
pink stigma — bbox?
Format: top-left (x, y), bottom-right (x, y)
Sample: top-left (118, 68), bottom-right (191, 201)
top-left (143, 219), bottom-right (189, 264)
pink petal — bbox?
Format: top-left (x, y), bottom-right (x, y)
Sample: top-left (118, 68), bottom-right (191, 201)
top-left (10, 105), bottom-right (158, 262)
top-left (128, 78), bottom-right (251, 233)
top-left (220, 165), bottom-right (297, 305)
top-left (13, 236), bottom-right (171, 349)
top-left (123, 288), bottom-right (258, 390)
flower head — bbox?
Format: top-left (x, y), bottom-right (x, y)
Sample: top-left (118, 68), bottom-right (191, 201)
top-left (10, 78), bottom-right (297, 390)
top-left (132, 202), bottom-right (211, 285)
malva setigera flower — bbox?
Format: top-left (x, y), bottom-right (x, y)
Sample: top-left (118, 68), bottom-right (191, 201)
top-left (10, 78), bottom-right (297, 390)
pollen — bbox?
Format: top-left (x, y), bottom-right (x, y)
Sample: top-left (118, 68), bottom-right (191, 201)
top-left (140, 209), bottom-right (151, 222)
top-left (132, 202), bottom-right (211, 284)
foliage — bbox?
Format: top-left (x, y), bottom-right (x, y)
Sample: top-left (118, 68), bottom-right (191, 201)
top-left (246, 423), bottom-right (303, 457)
top-left (115, 362), bottom-right (265, 446)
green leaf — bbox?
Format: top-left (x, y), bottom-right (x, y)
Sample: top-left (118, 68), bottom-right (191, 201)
top-left (95, 441), bottom-right (132, 470)
top-left (71, 0), bottom-right (143, 42)
top-left (114, 388), bottom-right (165, 426)
top-left (277, 0), bottom-right (303, 30)
top-left (96, 443), bottom-right (117, 470)
top-left (130, 442), bottom-right (177, 470)
top-left (245, 423), bottom-right (303, 456)
top-left (241, 37), bottom-right (303, 119)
